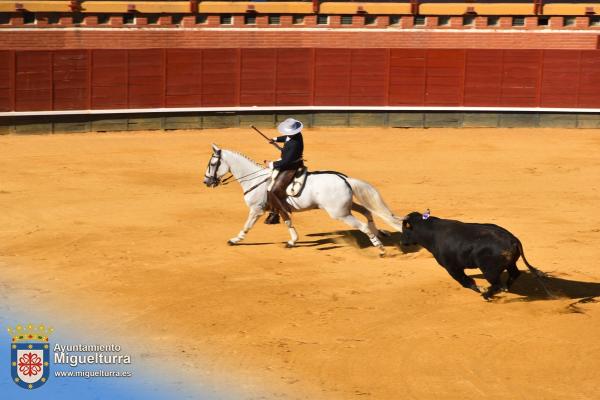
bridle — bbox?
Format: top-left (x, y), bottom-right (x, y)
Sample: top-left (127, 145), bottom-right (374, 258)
top-left (204, 151), bottom-right (224, 187)
top-left (204, 151), bottom-right (270, 193)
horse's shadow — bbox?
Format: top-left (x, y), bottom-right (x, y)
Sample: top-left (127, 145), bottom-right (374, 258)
top-left (301, 230), bottom-right (421, 253)
top-left (235, 229), bottom-right (417, 251)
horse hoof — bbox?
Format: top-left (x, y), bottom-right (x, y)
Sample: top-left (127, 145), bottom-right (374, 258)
top-left (469, 285), bottom-right (484, 293)
top-left (227, 240), bottom-right (237, 246)
top-left (482, 292), bottom-right (495, 301)
top-left (285, 243), bottom-right (295, 248)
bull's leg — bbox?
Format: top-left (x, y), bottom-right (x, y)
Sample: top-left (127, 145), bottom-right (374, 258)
top-left (504, 264), bottom-right (521, 291)
top-left (228, 207), bottom-right (265, 245)
top-left (351, 202), bottom-right (389, 239)
top-left (446, 267), bottom-right (481, 293)
top-left (482, 268), bottom-right (504, 300)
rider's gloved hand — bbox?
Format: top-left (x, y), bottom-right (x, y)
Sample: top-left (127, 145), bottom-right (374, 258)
top-left (263, 160), bottom-right (274, 169)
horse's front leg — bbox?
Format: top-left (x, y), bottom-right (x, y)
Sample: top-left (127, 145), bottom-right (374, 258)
top-left (284, 218), bottom-right (299, 248)
top-left (228, 207), bottom-right (265, 245)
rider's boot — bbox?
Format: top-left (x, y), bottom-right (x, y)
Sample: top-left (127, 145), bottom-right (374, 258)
top-left (264, 212), bottom-right (280, 225)
top-left (265, 170), bottom-right (295, 225)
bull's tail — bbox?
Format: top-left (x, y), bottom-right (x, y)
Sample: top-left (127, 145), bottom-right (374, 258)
top-left (517, 240), bottom-right (554, 298)
top-left (346, 178), bottom-right (404, 232)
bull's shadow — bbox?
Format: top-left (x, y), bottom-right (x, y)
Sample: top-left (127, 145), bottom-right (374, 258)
top-left (471, 271), bottom-right (600, 303)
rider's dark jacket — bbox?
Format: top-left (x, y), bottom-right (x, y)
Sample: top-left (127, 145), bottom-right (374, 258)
top-left (273, 133), bottom-right (304, 171)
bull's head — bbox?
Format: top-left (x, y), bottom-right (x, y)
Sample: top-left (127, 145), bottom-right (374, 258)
top-left (400, 210), bottom-right (431, 246)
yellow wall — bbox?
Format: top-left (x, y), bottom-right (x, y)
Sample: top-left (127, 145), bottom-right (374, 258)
top-left (0, 1), bottom-right (598, 16)
top-left (420, 3), bottom-right (535, 16)
top-left (82, 1), bottom-right (189, 14)
top-left (544, 4), bottom-right (600, 16)
top-left (0, 1), bottom-right (71, 12)
top-left (199, 2), bottom-right (312, 14)
top-left (319, 3), bottom-right (411, 15)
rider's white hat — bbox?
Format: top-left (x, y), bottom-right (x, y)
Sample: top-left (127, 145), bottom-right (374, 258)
top-left (277, 118), bottom-right (303, 136)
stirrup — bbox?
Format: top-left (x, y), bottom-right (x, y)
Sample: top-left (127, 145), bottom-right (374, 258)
top-left (264, 212), bottom-right (280, 225)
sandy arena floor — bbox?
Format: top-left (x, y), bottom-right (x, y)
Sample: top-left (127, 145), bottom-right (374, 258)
top-left (1, 127), bottom-right (600, 399)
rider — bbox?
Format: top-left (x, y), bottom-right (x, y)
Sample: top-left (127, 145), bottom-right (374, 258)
top-left (264, 118), bottom-right (305, 225)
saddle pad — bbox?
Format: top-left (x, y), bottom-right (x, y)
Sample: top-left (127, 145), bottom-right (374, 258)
top-left (286, 167), bottom-right (308, 197)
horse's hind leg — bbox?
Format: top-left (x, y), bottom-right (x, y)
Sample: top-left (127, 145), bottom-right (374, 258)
top-left (351, 203), bottom-right (389, 239)
top-left (228, 207), bottom-right (265, 245)
top-left (336, 214), bottom-right (385, 257)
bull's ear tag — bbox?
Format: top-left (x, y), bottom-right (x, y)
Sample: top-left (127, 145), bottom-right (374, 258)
top-left (422, 209), bottom-right (431, 220)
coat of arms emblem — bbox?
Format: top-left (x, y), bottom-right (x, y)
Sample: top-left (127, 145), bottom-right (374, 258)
top-left (7, 323), bottom-right (53, 390)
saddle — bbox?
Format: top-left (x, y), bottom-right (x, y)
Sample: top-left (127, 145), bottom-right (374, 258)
top-left (285, 166), bottom-right (308, 197)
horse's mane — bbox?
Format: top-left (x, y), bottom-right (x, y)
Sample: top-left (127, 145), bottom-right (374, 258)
top-left (224, 149), bottom-right (265, 169)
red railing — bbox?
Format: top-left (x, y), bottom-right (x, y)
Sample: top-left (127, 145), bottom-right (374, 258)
top-left (1, 48), bottom-right (600, 112)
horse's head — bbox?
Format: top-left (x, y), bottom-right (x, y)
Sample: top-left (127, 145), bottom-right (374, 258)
top-left (203, 144), bottom-right (230, 188)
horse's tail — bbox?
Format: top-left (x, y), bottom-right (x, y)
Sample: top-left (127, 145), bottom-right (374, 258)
top-left (346, 178), bottom-right (404, 232)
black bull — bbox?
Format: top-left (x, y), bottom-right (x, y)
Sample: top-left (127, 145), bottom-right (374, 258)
top-left (400, 212), bottom-right (552, 300)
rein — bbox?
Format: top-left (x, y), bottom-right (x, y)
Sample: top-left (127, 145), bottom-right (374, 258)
top-left (243, 177), bottom-right (270, 195)
top-left (221, 169), bottom-right (270, 186)
top-left (206, 151), bottom-right (270, 195)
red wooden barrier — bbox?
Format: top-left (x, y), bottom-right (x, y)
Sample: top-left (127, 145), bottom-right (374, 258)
top-left (276, 48), bottom-right (313, 106)
top-left (15, 51), bottom-right (52, 111)
top-left (425, 49), bottom-right (466, 106)
top-left (314, 48), bottom-right (351, 106)
top-left (202, 49), bottom-right (238, 107)
top-left (0, 50), bottom-right (13, 112)
top-left (53, 50), bottom-right (89, 110)
top-left (388, 49), bottom-right (425, 106)
top-left (91, 49), bottom-right (128, 109)
top-left (166, 48), bottom-right (203, 108)
top-left (464, 49), bottom-right (503, 107)
top-left (540, 50), bottom-right (580, 108)
top-left (350, 49), bottom-right (388, 106)
top-left (1, 48), bottom-right (599, 112)
top-left (578, 51), bottom-right (600, 108)
top-left (502, 50), bottom-right (542, 107)
top-left (241, 48), bottom-right (276, 107)
top-left (128, 49), bottom-right (165, 109)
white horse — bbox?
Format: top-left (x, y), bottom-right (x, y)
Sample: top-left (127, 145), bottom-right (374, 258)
top-left (203, 144), bottom-right (405, 256)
